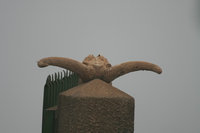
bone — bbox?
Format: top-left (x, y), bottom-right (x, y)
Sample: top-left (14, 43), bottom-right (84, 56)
top-left (38, 55), bottom-right (162, 84)
top-left (37, 57), bottom-right (90, 82)
top-left (102, 61), bottom-right (162, 83)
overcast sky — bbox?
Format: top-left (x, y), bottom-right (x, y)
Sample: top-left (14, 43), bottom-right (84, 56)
top-left (0, 1), bottom-right (200, 133)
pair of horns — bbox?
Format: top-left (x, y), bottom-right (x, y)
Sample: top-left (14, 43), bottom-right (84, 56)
top-left (37, 56), bottom-right (162, 83)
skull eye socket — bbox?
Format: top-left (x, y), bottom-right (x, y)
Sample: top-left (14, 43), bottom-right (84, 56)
top-left (88, 58), bottom-right (92, 61)
top-left (106, 63), bottom-right (111, 68)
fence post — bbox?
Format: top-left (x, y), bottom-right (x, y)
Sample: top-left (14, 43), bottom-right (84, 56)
top-left (58, 79), bottom-right (135, 133)
top-left (38, 54), bottom-right (162, 133)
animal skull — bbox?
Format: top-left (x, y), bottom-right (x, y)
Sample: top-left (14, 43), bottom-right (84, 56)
top-left (38, 54), bottom-right (162, 84)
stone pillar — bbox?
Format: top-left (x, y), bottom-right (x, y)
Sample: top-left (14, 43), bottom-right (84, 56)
top-left (58, 79), bottom-right (135, 133)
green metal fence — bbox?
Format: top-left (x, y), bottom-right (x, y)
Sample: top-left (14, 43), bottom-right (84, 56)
top-left (42, 70), bottom-right (79, 133)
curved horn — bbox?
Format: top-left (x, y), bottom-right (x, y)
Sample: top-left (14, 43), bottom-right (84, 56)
top-left (103, 61), bottom-right (162, 83)
top-left (37, 57), bottom-right (90, 82)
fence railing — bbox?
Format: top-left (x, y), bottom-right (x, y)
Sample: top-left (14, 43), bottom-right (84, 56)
top-left (42, 70), bottom-right (79, 133)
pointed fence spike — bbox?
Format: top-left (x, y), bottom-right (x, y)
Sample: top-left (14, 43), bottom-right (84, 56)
top-left (52, 74), bottom-right (54, 81)
top-left (57, 72), bottom-right (60, 80)
top-left (46, 75), bottom-right (51, 84)
top-left (66, 70), bottom-right (68, 77)
top-left (55, 73), bottom-right (57, 81)
top-left (62, 70), bottom-right (64, 77)
top-left (61, 71), bottom-right (63, 79)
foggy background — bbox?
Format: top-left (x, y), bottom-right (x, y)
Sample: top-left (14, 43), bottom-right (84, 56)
top-left (0, 1), bottom-right (200, 133)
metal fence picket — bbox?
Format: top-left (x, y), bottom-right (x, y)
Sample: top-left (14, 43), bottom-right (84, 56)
top-left (42, 70), bottom-right (79, 133)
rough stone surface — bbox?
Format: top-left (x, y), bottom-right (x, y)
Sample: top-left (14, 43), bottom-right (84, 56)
top-left (58, 79), bottom-right (135, 133)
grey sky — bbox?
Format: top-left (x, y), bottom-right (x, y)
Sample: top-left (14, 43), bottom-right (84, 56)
top-left (0, 1), bottom-right (200, 133)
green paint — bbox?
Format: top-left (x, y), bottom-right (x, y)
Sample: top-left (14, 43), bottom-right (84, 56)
top-left (42, 70), bottom-right (79, 133)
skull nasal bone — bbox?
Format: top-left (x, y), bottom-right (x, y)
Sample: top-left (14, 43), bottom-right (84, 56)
top-left (95, 60), bottom-right (100, 64)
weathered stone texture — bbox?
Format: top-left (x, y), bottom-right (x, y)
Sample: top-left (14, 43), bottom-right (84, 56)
top-left (58, 79), bottom-right (135, 133)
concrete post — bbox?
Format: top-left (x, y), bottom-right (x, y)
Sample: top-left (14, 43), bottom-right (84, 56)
top-left (58, 79), bottom-right (135, 133)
